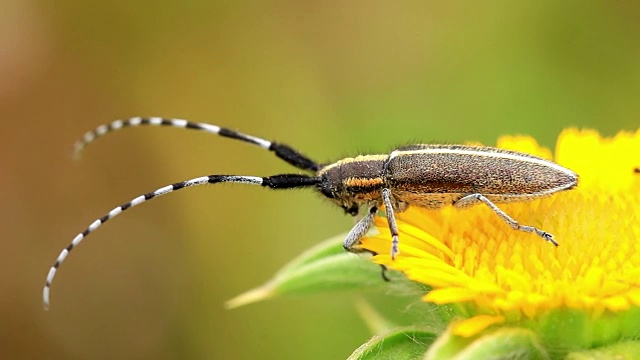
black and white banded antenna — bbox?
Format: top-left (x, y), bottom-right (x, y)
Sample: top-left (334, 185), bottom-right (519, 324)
top-left (44, 118), bottom-right (323, 309)
top-left (73, 116), bottom-right (319, 171)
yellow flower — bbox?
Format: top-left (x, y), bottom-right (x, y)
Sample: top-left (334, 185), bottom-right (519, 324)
top-left (360, 129), bottom-right (640, 343)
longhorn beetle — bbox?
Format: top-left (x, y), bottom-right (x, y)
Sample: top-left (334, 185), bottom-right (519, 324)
top-left (43, 117), bottom-right (578, 308)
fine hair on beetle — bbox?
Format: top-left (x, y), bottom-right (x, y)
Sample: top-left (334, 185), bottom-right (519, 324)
top-left (43, 117), bottom-right (579, 309)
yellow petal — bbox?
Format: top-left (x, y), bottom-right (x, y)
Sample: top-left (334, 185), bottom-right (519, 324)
top-left (451, 315), bottom-right (506, 338)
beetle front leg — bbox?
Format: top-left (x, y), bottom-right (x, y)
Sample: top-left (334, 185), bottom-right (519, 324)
top-left (343, 206), bottom-right (378, 252)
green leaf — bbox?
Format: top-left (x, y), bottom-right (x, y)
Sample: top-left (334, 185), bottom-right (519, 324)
top-left (536, 309), bottom-right (590, 353)
top-left (354, 298), bottom-right (398, 335)
top-left (226, 233), bottom-right (415, 308)
top-left (425, 327), bottom-right (548, 360)
top-left (565, 340), bottom-right (640, 360)
top-left (347, 327), bottom-right (437, 360)
top-left (533, 307), bottom-right (640, 354)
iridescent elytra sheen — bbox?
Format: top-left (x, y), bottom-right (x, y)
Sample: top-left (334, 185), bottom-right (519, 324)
top-left (44, 117), bottom-right (578, 309)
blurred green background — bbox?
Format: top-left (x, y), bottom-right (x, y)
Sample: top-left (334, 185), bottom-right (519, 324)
top-left (2, 1), bottom-right (639, 359)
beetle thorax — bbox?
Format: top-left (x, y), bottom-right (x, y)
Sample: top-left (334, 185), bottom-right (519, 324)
top-left (317, 155), bottom-right (387, 212)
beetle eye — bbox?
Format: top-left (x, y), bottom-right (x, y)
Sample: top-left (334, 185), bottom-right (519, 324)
top-left (319, 185), bottom-right (334, 199)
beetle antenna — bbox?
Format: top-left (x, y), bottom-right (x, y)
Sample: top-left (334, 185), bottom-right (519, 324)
top-left (43, 173), bottom-right (320, 309)
top-left (74, 117), bottom-right (320, 171)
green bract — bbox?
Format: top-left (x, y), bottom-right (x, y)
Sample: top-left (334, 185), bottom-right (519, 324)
top-left (226, 234), bottom-right (418, 308)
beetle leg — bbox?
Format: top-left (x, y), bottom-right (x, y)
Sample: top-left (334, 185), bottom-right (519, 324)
top-left (342, 206), bottom-right (391, 281)
top-left (381, 188), bottom-right (400, 259)
top-left (343, 206), bottom-right (378, 252)
top-left (455, 193), bottom-right (559, 246)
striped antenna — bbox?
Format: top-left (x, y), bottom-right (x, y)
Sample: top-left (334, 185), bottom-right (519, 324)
top-left (74, 117), bottom-right (270, 156)
top-left (74, 117), bottom-right (319, 171)
top-left (43, 173), bottom-right (320, 309)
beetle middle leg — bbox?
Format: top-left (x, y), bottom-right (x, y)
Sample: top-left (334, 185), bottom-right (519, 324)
top-left (381, 188), bottom-right (401, 259)
top-left (454, 193), bottom-right (559, 246)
